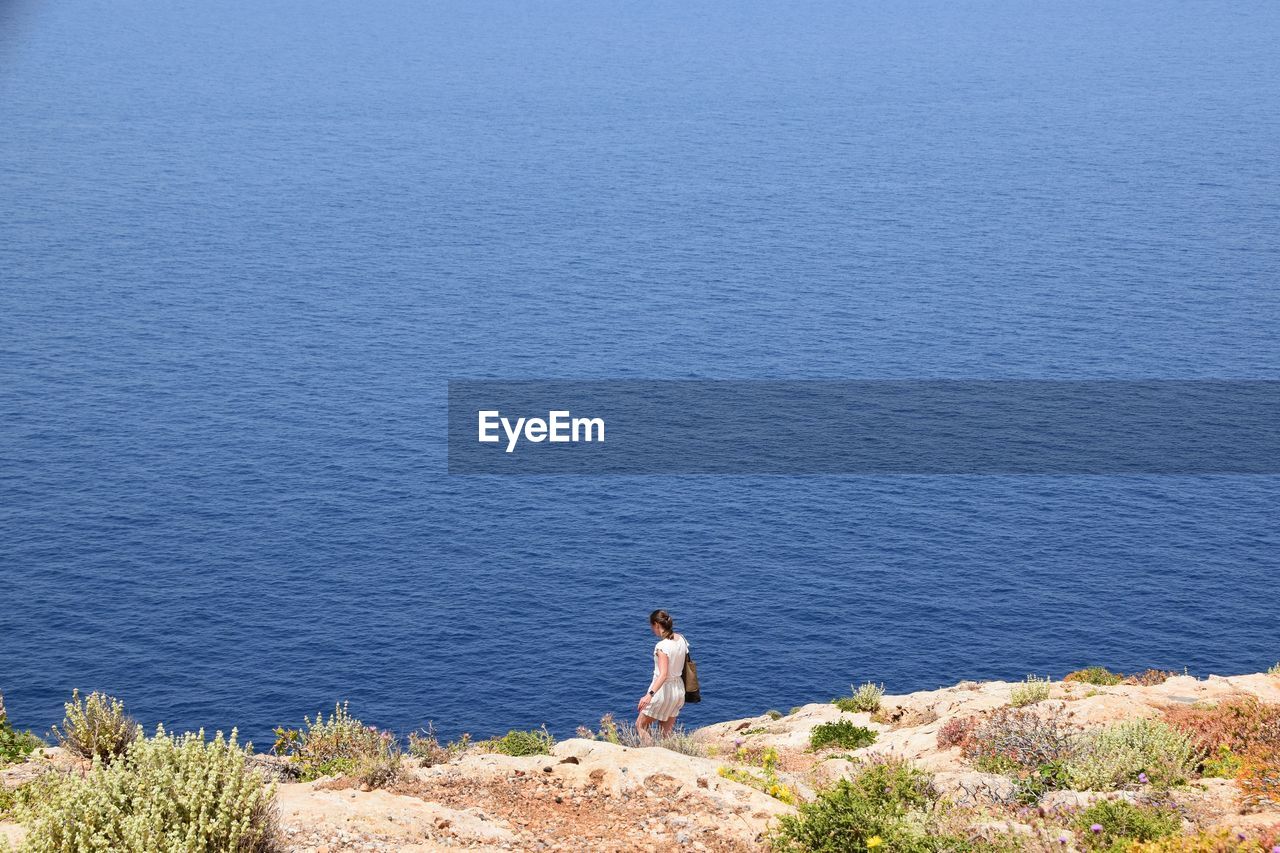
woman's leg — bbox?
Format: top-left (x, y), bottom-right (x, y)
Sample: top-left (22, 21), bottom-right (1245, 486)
top-left (635, 713), bottom-right (657, 743)
top-left (657, 716), bottom-right (677, 737)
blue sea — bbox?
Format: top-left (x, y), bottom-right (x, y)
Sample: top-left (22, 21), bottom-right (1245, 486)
top-left (1, 0), bottom-right (1278, 745)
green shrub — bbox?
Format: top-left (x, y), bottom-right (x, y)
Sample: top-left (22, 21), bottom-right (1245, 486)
top-left (833, 682), bottom-right (885, 714)
top-left (1010, 675), bottom-right (1052, 707)
top-left (810, 720), bottom-right (877, 751)
top-left (0, 692), bottom-right (44, 766)
top-left (0, 725), bottom-right (43, 767)
top-left (1074, 799), bottom-right (1181, 850)
top-left (771, 757), bottom-right (968, 852)
top-left (272, 702), bottom-right (401, 787)
top-left (1268, 662), bottom-right (1280, 677)
top-left (789, 706), bottom-right (804, 716)
top-left (766, 709), bottom-right (784, 721)
top-left (21, 726), bottom-right (277, 853)
top-left (1065, 667), bottom-right (1125, 686)
top-left (1200, 745), bottom-right (1243, 779)
top-left (1068, 718), bottom-right (1201, 790)
top-left (480, 726), bottom-right (555, 757)
top-left (51, 689), bottom-right (139, 763)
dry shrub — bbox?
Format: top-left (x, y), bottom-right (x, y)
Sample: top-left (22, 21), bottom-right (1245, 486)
top-left (1162, 697), bottom-right (1280, 812)
top-left (937, 715), bottom-right (978, 750)
top-left (963, 706), bottom-right (1074, 772)
top-left (1125, 669), bottom-right (1178, 687)
top-left (1163, 697), bottom-right (1280, 756)
top-left (1237, 744), bottom-right (1280, 812)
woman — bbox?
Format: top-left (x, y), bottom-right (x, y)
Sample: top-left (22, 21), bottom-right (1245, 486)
top-left (636, 609), bottom-right (689, 743)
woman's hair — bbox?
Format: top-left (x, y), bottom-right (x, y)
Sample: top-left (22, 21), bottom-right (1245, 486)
top-left (649, 609), bottom-right (675, 639)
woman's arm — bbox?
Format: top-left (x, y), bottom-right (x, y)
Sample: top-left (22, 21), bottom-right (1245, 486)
top-left (638, 651), bottom-right (670, 711)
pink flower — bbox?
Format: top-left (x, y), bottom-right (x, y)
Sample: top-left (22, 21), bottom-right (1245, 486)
top-left (1091, 824), bottom-right (1103, 834)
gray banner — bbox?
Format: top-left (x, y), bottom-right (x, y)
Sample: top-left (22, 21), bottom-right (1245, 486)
top-left (447, 380), bottom-right (1280, 474)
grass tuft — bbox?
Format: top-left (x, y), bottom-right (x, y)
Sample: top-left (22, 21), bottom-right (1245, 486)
top-left (1010, 674), bottom-right (1053, 707)
top-left (832, 682), bottom-right (885, 714)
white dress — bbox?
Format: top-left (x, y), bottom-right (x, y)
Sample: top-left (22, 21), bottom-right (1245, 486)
top-left (645, 634), bottom-right (688, 722)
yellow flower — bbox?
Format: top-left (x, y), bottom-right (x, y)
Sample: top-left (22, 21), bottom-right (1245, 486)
top-left (866, 837), bottom-right (883, 849)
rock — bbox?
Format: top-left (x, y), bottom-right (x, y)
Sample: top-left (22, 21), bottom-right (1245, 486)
top-left (933, 771), bottom-right (1018, 805)
top-left (1040, 789), bottom-right (1138, 812)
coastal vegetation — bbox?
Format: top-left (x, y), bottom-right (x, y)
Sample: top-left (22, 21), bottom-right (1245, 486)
top-left (718, 746), bottom-right (797, 805)
top-left (1074, 799), bottom-right (1183, 850)
top-left (0, 696), bottom-right (42, 768)
top-left (1066, 667), bottom-right (1126, 687)
top-left (17, 726), bottom-right (275, 853)
top-left (406, 723), bottom-right (471, 766)
top-left (1010, 674), bottom-right (1053, 707)
top-left (575, 712), bottom-right (705, 756)
top-left (478, 726), bottom-right (556, 757)
top-left (771, 757), bottom-right (970, 852)
top-left (833, 682), bottom-right (885, 714)
top-left (1064, 668), bottom-right (1179, 688)
top-left (50, 690), bottom-right (137, 763)
top-left (1161, 697), bottom-right (1280, 809)
top-left (1067, 719), bottom-right (1200, 790)
top-left (3, 672), bottom-right (1280, 851)
top-left (271, 702), bottom-right (401, 788)
top-left (810, 720), bottom-right (878, 751)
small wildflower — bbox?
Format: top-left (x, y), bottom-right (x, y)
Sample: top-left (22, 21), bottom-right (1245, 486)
top-left (1138, 772), bottom-right (1149, 784)
top-left (867, 837), bottom-right (883, 849)
top-left (1091, 824), bottom-right (1103, 834)
top-left (1058, 837), bottom-right (1068, 845)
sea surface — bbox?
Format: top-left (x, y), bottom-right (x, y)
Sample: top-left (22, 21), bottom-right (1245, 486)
top-left (1, 0), bottom-right (1278, 744)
